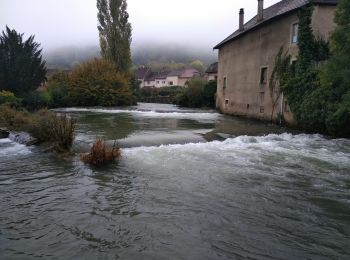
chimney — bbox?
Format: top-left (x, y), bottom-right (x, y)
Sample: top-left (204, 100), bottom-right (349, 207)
top-left (257, 0), bottom-right (264, 22)
top-left (239, 8), bottom-right (245, 31)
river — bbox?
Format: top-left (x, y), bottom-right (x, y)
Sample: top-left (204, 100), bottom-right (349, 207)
top-left (0, 103), bottom-right (349, 259)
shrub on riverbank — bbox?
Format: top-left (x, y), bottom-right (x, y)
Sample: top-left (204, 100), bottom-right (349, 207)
top-left (0, 91), bottom-right (22, 108)
top-left (175, 79), bottom-right (217, 108)
top-left (0, 106), bottom-right (76, 152)
top-left (138, 86), bottom-right (183, 103)
top-left (27, 110), bottom-right (76, 152)
top-left (48, 59), bottom-right (137, 107)
top-left (0, 105), bottom-right (32, 129)
top-left (80, 139), bottom-right (121, 166)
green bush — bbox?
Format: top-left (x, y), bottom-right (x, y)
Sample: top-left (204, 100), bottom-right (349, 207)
top-left (22, 90), bottom-right (52, 111)
top-left (0, 90), bottom-right (22, 108)
top-left (48, 71), bottom-right (71, 108)
top-left (68, 59), bottom-right (136, 106)
top-left (175, 79), bottom-right (216, 108)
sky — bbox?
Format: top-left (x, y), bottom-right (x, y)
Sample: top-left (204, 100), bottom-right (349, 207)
top-left (0, 0), bottom-right (280, 52)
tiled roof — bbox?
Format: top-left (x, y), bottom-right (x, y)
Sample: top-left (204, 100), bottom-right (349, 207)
top-left (205, 62), bottom-right (218, 74)
top-left (167, 70), bottom-right (183, 77)
top-left (214, 0), bottom-right (338, 49)
top-left (135, 67), bottom-right (150, 80)
top-left (180, 68), bottom-right (200, 78)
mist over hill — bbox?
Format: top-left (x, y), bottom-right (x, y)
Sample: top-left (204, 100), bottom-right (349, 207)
top-left (44, 42), bottom-right (217, 70)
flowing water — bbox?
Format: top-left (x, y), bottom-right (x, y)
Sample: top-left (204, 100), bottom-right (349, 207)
top-left (0, 103), bottom-right (349, 260)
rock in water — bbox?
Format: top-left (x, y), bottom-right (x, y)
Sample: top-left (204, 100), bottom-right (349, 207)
top-left (0, 128), bottom-right (10, 139)
top-left (9, 132), bottom-right (38, 146)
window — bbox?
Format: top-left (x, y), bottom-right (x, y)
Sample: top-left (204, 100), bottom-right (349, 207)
top-left (169, 81), bottom-right (174, 86)
top-left (259, 92), bottom-right (265, 103)
top-left (156, 81), bottom-right (159, 84)
top-left (260, 67), bottom-right (268, 84)
top-left (260, 106), bottom-right (265, 113)
top-left (162, 81), bottom-right (165, 84)
top-left (225, 99), bottom-right (229, 105)
top-left (291, 23), bottom-right (299, 43)
top-left (223, 77), bottom-right (227, 89)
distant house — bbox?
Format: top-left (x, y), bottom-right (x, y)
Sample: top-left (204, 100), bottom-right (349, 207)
top-left (214, 0), bottom-right (337, 124)
top-left (204, 62), bottom-right (218, 81)
top-left (135, 67), bottom-right (200, 88)
top-left (144, 72), bottom-right (156, 88)
top-left (135, 67), bottom-right (151, 88)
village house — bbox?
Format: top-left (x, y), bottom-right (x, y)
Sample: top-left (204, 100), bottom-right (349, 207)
top-left (135, 67), bottom-right (200, 88)
top-left (214, 0), bottom-right (337, 124)
top-left (204, 62), bottom-right (218, 81)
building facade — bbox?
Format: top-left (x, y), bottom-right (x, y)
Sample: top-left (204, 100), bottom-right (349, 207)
top-left (214, 0), bottom-right (337, 124)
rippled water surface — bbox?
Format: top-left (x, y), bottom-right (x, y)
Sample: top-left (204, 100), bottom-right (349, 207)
top-left (1, 103), bottom-right (349, 260)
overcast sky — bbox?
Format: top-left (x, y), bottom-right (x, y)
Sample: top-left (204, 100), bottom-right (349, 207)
top-left (1, 0), bottom-right (280, 52)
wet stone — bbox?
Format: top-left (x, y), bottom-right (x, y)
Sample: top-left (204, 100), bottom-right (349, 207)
top-left (0, 128), bottom-right (10, 139)
top-left (9, 132), bottom-right (38, 146)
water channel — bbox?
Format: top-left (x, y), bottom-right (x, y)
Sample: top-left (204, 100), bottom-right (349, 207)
top-left (1, 103), bottom-right (349, 259)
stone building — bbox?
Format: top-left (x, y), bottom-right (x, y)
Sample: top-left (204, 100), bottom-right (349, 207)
top-left (214, 0), bottom-right (337, 124)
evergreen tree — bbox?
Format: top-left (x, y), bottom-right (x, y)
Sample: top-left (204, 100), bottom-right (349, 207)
top-left (0, 26), bottom-right (46, 95)
top-left (97, 0), bottom-right (132, 74)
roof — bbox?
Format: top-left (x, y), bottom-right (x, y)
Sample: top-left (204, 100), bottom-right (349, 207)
top-left (154, 71), bottom-right (169, 80)
top-left (214, 0), bottom-right (338, 49)
top-left (135, 67), bottom-right (150, 80)
top-left (180, 68), bottom-right (200, 78)
top-left (168, 70), bottom-right (182, 77)
top-left (205, 62), bottom-right (218, 74)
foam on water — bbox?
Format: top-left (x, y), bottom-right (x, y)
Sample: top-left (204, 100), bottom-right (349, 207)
top-left (60, 107), bottom-right (220, 122)
top-left (122, 133), bottom-right (350, 172)
top-left (0, 138), bottom-right (31, 157)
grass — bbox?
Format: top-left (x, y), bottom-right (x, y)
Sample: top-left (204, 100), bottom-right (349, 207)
top-left (80, 139), bottom-right (121, 166)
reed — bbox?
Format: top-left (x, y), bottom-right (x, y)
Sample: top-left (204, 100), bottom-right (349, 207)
top-left (80, 139), bottom-right (121, 166)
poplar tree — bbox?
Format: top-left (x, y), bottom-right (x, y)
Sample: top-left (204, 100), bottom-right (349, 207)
top-left (97, 0), bottom-right (132, 75)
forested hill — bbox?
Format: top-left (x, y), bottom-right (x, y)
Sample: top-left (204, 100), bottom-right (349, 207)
top-left (44, 43), bottom-right (217, 69)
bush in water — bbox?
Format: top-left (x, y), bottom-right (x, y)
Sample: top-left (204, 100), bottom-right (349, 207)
top-left (80, 139), bottom-right (121, 167)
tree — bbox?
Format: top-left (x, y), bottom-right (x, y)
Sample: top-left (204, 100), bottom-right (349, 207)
top-left (0, 26), bottom-right (46, 95)
top-left (319, 0), bottom-right (350, 137)
top-left (68, 59), bottom-right (136, 106)
top-left (97, 0), bottom-right (132, 74)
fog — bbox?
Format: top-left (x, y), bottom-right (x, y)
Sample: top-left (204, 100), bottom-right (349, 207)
top-left (1, 0), bottom-right (280, 67)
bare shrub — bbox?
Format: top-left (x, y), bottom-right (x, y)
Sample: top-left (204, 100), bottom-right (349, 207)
top-left (80, 139), bottom-right (121, 166)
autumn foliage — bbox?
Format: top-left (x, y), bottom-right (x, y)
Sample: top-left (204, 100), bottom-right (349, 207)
top-left (80, 139), bottom-right (121, 166)
top-left (48, 59), bottom-right (136, 108)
